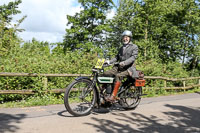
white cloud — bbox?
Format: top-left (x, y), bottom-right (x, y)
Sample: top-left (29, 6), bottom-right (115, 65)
top-left (0, 0), bottom-right (117, 43)
top-left (19, 31), bottom-right (64, 43)
top-left (0, 0), bottom-right (81, 43)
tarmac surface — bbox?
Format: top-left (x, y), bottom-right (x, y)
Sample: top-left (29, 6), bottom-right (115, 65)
top-left (0, 93), bottom-right (200, 133)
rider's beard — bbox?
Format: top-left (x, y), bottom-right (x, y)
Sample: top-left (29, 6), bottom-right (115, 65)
top-left (123, 40), bottom-right (129, 45)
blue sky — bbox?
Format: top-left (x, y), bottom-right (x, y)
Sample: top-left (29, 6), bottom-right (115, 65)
top-left (0, 0), bottom-right (116, 43)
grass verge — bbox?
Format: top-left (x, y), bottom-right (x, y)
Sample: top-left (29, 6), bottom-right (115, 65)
top-left (0, 88), bottom-right (199, 108)
top-left (0, 94), bottom-right (64, 108)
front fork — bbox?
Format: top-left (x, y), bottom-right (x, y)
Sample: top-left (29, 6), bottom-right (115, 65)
top-left (89, 75), bottom-right (102, 108)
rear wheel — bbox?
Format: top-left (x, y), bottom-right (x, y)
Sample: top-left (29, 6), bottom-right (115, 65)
top-left (64, 79), bottom-right (97, 116)
top-left (119, 86), bottom-right (142, 110)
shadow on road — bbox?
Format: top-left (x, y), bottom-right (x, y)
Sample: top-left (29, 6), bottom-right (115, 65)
top-left (0, 113), bottom-right (27, 133)
top-left (195, 91), bottom-right (200, 95)
top-left (84, 104), bottom-right (200, 133)
top-left (92, 105), bottom-right (125, 115)
top-left (57, 110), bottom-right (75, 118)
top-left (57, 108), bottom-right (112, 117)
top-left (57, 105), bottom-right (125, 117)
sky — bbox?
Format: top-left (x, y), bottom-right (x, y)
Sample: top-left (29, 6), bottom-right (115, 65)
top-left (0, 0), bottom-right (115, 43)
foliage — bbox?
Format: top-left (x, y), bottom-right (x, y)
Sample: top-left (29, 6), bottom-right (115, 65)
top-left (0, 0), bottom-right (26, 56)
top-left (0, 0), bottom-right (22, 23)
top-left (108, 0), bottom-right (200, 68)
top-left (63, 0), bottom-right (114, 53)
top-left (0, 0), bottom-right (199, 106)
top-left (0, 94), bottom-right (64, 108)
top-left (0, 39), bottom-right (98, 102)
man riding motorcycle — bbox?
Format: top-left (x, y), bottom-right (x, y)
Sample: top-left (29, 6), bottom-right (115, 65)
top-left (104, 30), bottom-right (139, 102)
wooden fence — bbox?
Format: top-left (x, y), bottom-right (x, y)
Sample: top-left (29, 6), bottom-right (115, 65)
top-left (0, 72), bottom-right (200, 95)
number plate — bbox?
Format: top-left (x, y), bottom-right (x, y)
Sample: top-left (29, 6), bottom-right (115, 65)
top-left (95, 59), bottom-right (105, 69)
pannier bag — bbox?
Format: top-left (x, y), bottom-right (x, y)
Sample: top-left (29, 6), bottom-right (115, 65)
top-left (135, 70), bottom-right (145, 87)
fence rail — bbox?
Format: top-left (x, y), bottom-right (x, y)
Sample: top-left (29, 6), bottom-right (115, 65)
top-left (0, 72), bottom-right (200, 95)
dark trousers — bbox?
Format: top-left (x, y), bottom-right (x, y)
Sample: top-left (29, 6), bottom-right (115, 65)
top-left (103, 66), bottom-right (129, 82)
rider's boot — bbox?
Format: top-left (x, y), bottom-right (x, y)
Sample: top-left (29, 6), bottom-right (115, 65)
top-left (105, 81), bottom-right (120, 102)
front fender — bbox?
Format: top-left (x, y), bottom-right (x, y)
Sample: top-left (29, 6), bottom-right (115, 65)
top-left (75, 76), bottom-right (91, 81)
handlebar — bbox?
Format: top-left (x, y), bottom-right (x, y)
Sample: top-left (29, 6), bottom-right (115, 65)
top-left (103, 62), bottom-right (119, 68)
top-left (92, 62), bottom-right (120, 73)
top-left (102, 63), bottom-right (110, 67)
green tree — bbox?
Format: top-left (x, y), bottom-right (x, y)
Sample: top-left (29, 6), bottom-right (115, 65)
top-left (110, 0), bottom-right (200, 65)
top-left (176, 0), bottom-right (200, 70)
top-left (0, 0), bottom-right (26, 56)
top-left (63, 0), bottom-right (114, 53)
top-left (0, 0), bottom-right (22, 23)
top-left (107, 0), bottom-right (143, 57)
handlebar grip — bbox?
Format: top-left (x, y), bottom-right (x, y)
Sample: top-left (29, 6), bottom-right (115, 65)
top-left (92, 68), bottom-right (98, 72)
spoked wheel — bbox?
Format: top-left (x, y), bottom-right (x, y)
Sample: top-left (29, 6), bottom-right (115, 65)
top-left (119, 86), bottom-right (142, 110)
top-left (64, 79), bottom-right (97, 116)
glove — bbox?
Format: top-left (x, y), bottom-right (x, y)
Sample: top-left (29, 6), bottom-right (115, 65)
top-left (119, 62), bottom-right (125, 67)
top-left (104, 60), bottom-right (110, 65)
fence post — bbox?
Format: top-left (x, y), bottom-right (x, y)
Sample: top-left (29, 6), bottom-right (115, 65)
top-left (43, 77), bottom-right (48, 90)
top-left (199, 79), bottom-right (200, 89)
top-left (183, 81), bottom-right (186, 87)
top-left (164, 80), bottom-right (167, 88)
top-left (183, 80), bottom-right (186, 92)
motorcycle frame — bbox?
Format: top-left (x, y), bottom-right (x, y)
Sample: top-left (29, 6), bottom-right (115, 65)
top-left (75, 67), bottom-right (137, 108)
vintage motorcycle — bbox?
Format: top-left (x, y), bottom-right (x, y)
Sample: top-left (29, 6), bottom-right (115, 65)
top-left (64, 59), bottom-right (145, 116)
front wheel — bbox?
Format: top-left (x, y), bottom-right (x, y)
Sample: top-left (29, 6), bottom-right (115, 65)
top-left (64, 79), bottom-right (97, 116)
top-left (119, 86), bottom-right (142, 110)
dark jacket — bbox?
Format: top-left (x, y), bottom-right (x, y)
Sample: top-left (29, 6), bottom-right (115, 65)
top-left (110, 42), bottom-right (139, 78)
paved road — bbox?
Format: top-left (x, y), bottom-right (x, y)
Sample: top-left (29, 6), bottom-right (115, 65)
top-left (0, 93), bottom-right (200, 133)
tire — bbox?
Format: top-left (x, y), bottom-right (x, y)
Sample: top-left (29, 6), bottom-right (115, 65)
top-left (64, 79), bottom-right (97, 116)
top-left (119, 86), bottom-right (142, 110)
